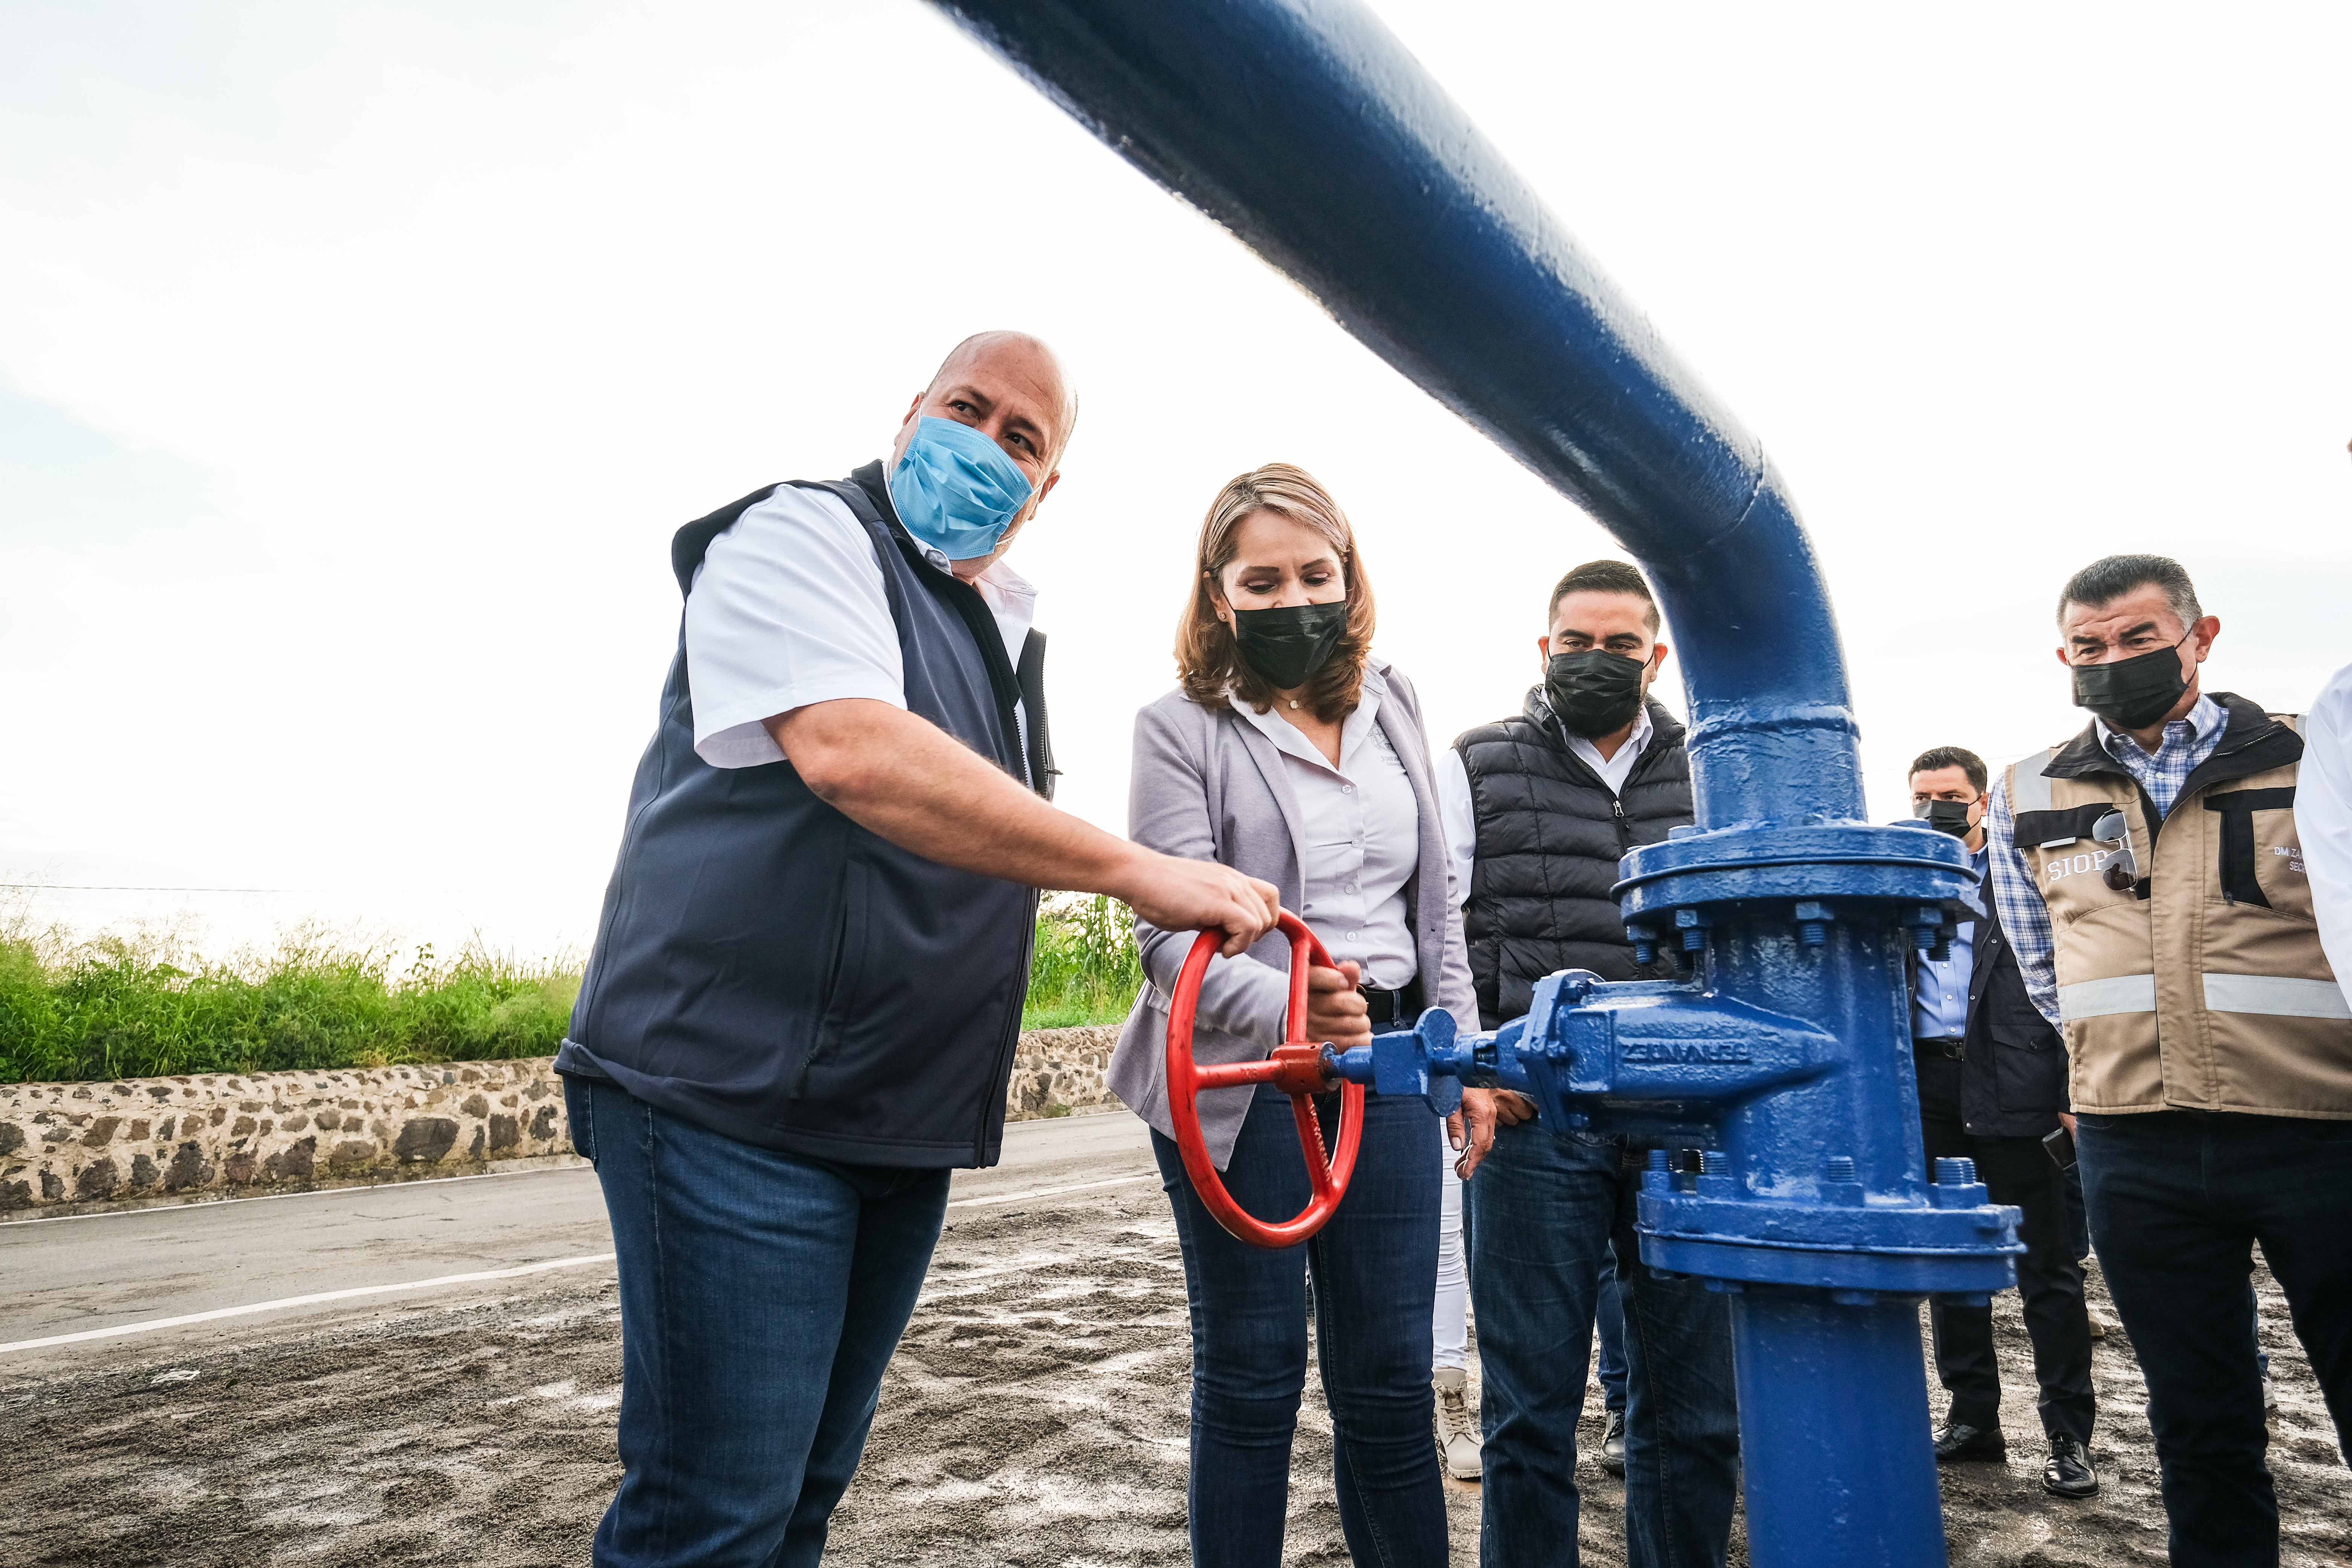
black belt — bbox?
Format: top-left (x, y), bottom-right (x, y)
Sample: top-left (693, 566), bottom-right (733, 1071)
top-left (1360, 977), bottom-right (1426, 1031)
top-left (1914, 1037), bottom-right (1966, 1061)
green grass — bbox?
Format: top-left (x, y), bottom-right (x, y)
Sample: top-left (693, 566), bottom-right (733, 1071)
top-left (0, 919), bottom-right (582, 1085)
top-left (0, 894), bottom-right (1144, 1085)
top-left (1020, 893), bottom-right (1145, 1032)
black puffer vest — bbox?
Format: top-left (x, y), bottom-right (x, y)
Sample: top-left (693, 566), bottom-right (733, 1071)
top-left (557, 462), bottom-right (1048, 1168)
top-left (1455, 691), bottom-right (1693, 1029)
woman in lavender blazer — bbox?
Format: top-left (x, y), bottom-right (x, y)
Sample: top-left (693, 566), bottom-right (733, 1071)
top-left (1109, 463), bottom-right (1476, 1568)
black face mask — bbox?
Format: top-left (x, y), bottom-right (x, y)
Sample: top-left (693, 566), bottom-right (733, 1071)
top-left (1232, 600), bottom-right (1348, 691)
top-left (1545, 650), bottom-right (1647, 738)
top-left (1922, 798), bottom-right (1975, 839)
top-left (2072, 632), bottom-right (2192, 730)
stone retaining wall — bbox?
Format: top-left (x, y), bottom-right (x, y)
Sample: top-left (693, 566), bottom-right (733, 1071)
top-left (0, 1026), bottom-right (1124, 1212)
top-left (1001, 1024), bottom-right (1119, 1121)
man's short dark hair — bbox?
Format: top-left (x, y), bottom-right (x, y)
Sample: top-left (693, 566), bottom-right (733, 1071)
top-left (1908, 746), bottom-right (1988, 795)
top-left (1549, 559), bottom-right (1660, 633)
top-left (2056, 554), bottom-right (2202, 634)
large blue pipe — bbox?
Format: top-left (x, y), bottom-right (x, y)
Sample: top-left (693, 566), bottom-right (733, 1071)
top-left (931, 0), bottom-right (1860, 831)
top-left (927, 5), bottom-right (2015, 1566)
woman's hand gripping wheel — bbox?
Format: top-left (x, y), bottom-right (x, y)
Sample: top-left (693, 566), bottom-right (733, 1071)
top-left (1163, 910), bottom-right (1366, 1248)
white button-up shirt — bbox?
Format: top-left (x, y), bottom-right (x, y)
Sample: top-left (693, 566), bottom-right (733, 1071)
top-left (1232, 666), bottom-right (1421, 989)
top-left (1911, 842), bottom-right (1988, 1038)
top-left (683, 474), bottom-right (1036, 770)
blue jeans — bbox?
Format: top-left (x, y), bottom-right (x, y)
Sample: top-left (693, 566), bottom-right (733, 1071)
top-left (567, 1076), bottom-right (950, 1568)
top-left (1152, 1084), bottom-right (1448, 1568)
top-left (1466, 1121), bottom-right (1739, 1568)
top-left (2079, 1111), bottom-right (2352, 1568)
top-left (1595, 1250), bottom-right (1629, 1414)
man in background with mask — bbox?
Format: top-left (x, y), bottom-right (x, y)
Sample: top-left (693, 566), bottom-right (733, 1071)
top-left (1986, 554), bottom-right (2352, 1566)
top-left (1435, 560), bottom-right (1738, 1568)
top-left (557, 331), bottom-right (1277, 1568)
top-left (1904, 747), bottom-right (2096, 1498)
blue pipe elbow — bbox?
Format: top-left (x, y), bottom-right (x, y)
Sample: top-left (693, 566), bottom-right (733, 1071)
top-left (928, 0), bottom-right (1859, 828)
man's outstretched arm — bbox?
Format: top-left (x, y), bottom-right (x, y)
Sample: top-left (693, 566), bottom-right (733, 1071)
top-left (770, 698), bottom-right (1276, 957)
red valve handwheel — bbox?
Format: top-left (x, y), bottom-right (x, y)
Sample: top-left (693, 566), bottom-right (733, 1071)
top-left (1164, 910), bottom-right (1366, 1248)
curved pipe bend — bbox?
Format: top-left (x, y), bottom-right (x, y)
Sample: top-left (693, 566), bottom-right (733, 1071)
top-left (931, 0), bottom-right (1863, 828)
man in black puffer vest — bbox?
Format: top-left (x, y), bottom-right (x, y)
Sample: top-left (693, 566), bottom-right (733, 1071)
top-left (1438, 561), bottom-right (1736, 1568)
top-left (1451, 652), bottom-right (1691, 1029)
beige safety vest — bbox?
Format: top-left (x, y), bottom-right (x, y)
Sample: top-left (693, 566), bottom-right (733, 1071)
top-left (2004, 693), bottom-right (2352, 1118)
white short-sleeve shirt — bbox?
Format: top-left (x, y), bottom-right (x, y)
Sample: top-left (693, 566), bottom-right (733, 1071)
top-left (1231, 666), bottom-right (1421, 989)
top-left (684, 476), bottom-right (1037, 770)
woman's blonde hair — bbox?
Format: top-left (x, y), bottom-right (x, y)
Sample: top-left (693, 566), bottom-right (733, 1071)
top-left (1176, 463), bottom-right (1376, 723)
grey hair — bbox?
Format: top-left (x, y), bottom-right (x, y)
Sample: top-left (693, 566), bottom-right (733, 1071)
top-left (2056, 554), bottom-right (2203, 633)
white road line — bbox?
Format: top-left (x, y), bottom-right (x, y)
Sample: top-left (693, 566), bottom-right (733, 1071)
top-left (943, 1173), bottom-right (1155, 1209)
top-left (1, 1170), bottom-right (1153, 1355)
top-left (0, 1253), bottom-right (618, 1355)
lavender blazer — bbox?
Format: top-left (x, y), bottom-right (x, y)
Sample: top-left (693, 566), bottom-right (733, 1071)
top-left (1108, 658), bottom-right (1478, 1169)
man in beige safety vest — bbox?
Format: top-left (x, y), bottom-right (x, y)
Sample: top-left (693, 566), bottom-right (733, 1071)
top-left (1984, 553), bottom-right (2351, 1568)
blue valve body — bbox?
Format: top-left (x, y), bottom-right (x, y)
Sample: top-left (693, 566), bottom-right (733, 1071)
top-left (1330, 818), bottom-right (2021, 1298)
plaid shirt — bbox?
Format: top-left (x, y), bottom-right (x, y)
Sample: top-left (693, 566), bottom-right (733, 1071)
top-left (1986, 693), bottom-right (2227, 1026)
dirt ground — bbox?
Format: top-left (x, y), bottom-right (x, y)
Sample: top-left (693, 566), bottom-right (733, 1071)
top-left (3, 1181), bottom-right (2346, 1567)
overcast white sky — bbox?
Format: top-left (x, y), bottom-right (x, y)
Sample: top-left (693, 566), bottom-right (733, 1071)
top-left (4, 2), bottom-right (2348, 964)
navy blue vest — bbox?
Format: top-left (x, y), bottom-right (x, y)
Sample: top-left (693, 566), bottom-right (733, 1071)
top-left (557, 463), bottom-right (1046, 1167)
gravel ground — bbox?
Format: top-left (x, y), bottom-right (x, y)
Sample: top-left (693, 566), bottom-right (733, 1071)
top-left (2, 1184), bottom-right (2346, 1566)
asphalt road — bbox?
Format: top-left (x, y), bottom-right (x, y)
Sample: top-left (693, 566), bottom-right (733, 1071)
top-left (0, 1109), bottom-right (1156, 1363)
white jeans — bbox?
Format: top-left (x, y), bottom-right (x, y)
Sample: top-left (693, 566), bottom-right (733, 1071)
top-left (1434, 1130), bottom-right (1468, 1370)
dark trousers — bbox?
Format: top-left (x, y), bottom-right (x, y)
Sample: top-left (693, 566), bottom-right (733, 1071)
top-left (2079, 1111), bottom-right (2352, 1567)
top-left (1152, 1084), bottom-right (1448, 1568)
top-left (1596, 1246), bottom-right (1629, 1413)
top-left (1466, 1120), bottom-right (1739, 1568)
top-left (565, 1076), bottom-right (950, 1568)
top-left (1914, 1053), bottom-right (2095, 1443)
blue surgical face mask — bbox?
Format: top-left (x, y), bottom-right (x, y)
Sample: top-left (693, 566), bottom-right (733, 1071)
top-left (886, 415), bottom-right (1036, 562)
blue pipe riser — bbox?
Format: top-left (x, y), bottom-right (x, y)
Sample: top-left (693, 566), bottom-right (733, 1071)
top-left (930, 0), bottom-right (1858, 830)
top-left (1730, 1291), bottom-right (1948, 1568)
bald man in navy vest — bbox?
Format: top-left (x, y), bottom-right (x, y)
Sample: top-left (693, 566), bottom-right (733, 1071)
top-left (558, 331), bottom-right (1277, 1568)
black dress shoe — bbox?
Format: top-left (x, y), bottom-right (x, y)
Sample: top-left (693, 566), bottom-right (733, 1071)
top-left (1932, 1421), bottom-right (2007, 1462)
top-left (1598, 1409), bottom-right (1627, 1477)
top-left (2043, 1433), bottom-right (2099, 1498)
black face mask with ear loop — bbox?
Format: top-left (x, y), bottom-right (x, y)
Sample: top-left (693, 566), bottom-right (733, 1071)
top-left (1232, 601), bottom-right (1348, 691)
top-left (1923, 799), bottom-right (1975, 839)
top-left (2072, 632), bottom-right (2192, 730)
top-left (1544, 650), bottom-right (1647, 738)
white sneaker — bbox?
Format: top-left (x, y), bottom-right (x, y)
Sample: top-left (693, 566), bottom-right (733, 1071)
top-left (1434, 1366), bottom-right (1483, 1480)
top-left (2263, 1374), bottom-right (2279, 1412)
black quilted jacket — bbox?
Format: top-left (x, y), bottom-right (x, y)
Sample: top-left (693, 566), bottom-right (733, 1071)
top-left (1454, 690), bottom-right (1692, 1029)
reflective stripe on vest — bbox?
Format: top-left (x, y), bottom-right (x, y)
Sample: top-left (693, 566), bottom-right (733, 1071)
top-left (2010, 747), bottom-right (2055, 814)
top-left (2058, 974), bottom-right (2156, 1019)
top-left (2203, 974), bottom-right (2352, 1020)
top-left (2060, 972), bottom-right (2352, 1021)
